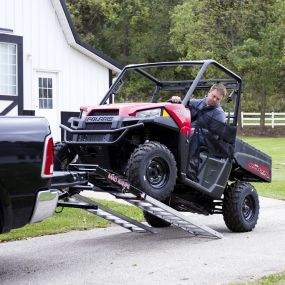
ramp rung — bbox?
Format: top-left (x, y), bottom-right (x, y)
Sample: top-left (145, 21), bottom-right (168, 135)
top-left (143, 207), bottom-right (163, 212)
top-left (132, 202), bottom-right (152, 207)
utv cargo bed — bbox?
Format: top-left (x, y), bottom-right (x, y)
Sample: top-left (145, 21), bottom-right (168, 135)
top-left (233, 138), bottom-right (271, 182)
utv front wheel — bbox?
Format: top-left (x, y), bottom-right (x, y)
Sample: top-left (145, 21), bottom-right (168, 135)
top-left (223, 182), bottom-right (259, 232)
top-left (126, 142), bottom-right (177, 201)
top-left (54, 142), bottom-right (77, 171)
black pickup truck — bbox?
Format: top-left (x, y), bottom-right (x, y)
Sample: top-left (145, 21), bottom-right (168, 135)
top-left (0, 117), bottom-right (58, 234)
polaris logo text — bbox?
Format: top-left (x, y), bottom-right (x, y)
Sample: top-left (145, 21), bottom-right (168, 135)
top-left (86, 116), bottom-right (113, 123)
top-left (107, 173), bottom-right (130, 191)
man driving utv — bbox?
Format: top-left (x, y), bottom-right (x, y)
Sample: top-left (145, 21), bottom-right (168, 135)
top-left (171, 84), bottom-right (226, 127)
top-left (171, 84), bottom-right (228, 181)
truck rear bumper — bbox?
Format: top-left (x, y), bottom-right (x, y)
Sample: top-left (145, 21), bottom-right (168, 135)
top-left (29, 190), bottom-right (58, 224)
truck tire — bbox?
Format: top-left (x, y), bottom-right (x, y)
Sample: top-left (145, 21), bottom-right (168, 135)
top-left (223, 181), bottom-right (259, 232)
top-left (54, 142), bottom-right (77, 171)
top-left (126, 141), bottom-right (177, 201)
top-left (143, 211), bottom-right (171, 228)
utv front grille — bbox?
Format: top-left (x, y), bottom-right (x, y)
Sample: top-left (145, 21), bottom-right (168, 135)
top-left (78, 134), bottom-right (107, 142)
top-left (85, 122), bottom-right (112, 130)
top-left (88, 110), bottom-right (119, 116)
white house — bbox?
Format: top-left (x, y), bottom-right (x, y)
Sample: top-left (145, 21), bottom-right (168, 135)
top-left (0, 0), bottom-right (121, 141)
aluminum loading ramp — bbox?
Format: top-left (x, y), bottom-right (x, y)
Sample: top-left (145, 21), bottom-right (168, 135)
top-left (59, 164), bottom-right (223, 239)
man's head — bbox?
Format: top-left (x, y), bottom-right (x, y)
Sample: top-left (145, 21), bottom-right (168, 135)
top-left (205, 84), bottom-right (227, 107)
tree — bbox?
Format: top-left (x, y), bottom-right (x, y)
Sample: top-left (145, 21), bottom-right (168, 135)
top-left (67, 0), bottom-right (181, 65)
top-left (170, 0), bottom-right (248, 64)
top-left (228, 0), bottom-right (285, 127)
top-left (170, 0), bottom-right (285, 127)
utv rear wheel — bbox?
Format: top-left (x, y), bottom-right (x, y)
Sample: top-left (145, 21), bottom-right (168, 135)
top-left (126, 141), bottom-right (177, 201)
top-left (54, 142), bottom-right (77, 171)
top-left (223, 182), bottom-right (259, 232)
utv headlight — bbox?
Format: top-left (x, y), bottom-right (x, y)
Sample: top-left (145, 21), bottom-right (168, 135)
top-left (136, 108), bottom-right (162, 118)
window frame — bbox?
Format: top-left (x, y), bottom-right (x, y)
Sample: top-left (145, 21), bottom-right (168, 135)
top-left (0, 33), bottom-right (23, 115)
top-left (0, 41), bottom-right (18, 96)
top-left (38, 76), bottom-right (53, 110)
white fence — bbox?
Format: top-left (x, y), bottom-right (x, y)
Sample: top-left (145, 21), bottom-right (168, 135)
top-left (241, 112), bottom-right (285, 128)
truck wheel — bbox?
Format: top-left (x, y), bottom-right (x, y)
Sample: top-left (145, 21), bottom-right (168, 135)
top-left (54, 142), bottom-right (76, 171)
top-left (126, 141), bottom-right (177, 200)
top-left (223, 181), bottom-right (259, 232)
top-left (143, 211), bottom-right (171, 227)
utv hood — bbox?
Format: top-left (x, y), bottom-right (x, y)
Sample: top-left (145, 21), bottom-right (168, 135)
top-left (81, 103), bottom-right (173, 116)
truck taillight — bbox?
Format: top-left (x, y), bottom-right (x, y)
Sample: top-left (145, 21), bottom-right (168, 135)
top-left (41, 135), bottom-right (54, 178)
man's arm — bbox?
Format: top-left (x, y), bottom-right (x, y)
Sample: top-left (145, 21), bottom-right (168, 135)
top-left (214, 107), bottom-right (226, 124)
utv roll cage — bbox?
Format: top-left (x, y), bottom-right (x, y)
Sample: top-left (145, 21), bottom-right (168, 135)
top-left (101, 60), bottom-right (242, 126)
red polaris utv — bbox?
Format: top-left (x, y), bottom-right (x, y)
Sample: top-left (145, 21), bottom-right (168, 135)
top-left (55, 60), bottom-right (271, 232)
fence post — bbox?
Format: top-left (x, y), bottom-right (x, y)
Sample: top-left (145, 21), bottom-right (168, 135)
top-left (272, 112), bottom-right (274, 128)
top-left (241, 111), bottom-right (244, 128)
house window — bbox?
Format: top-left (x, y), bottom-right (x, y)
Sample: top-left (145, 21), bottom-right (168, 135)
top-left (0, 42), bottom-right (17, 96)
top-left (39, 77), bottom-right (53, 109)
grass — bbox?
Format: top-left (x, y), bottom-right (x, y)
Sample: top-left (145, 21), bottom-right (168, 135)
top-left (0, 199), bottom-right (143, 243)
top-left (239, 137), bottom-right (285, 200)
top-left (231, 271), bottom-right (285, 285)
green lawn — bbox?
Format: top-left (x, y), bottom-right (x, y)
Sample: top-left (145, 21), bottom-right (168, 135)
top-left (240, 137), bottom-right (285, 200)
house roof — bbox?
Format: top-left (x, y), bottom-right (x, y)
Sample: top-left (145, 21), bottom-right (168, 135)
top-left (51, 0), bottom-right (122, 73)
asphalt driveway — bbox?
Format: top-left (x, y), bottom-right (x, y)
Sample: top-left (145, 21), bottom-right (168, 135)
top-left (0, 197), bottom-right (284, 285)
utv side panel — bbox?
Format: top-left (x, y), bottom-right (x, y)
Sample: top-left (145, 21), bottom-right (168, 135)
top-left (234, 138), bottom-right (272, 182)
top-left (198, 156), bottom-right (232, 198)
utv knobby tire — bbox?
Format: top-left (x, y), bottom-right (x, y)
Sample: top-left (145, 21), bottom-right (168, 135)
top-left (223, 181), bottom-right (259, 232)
top-left (143, 211), bottom-right (171, 228)
top-left (126, 141), bottom-right (177, 201)
top-left (54, 142), bottom-right (77, 171)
